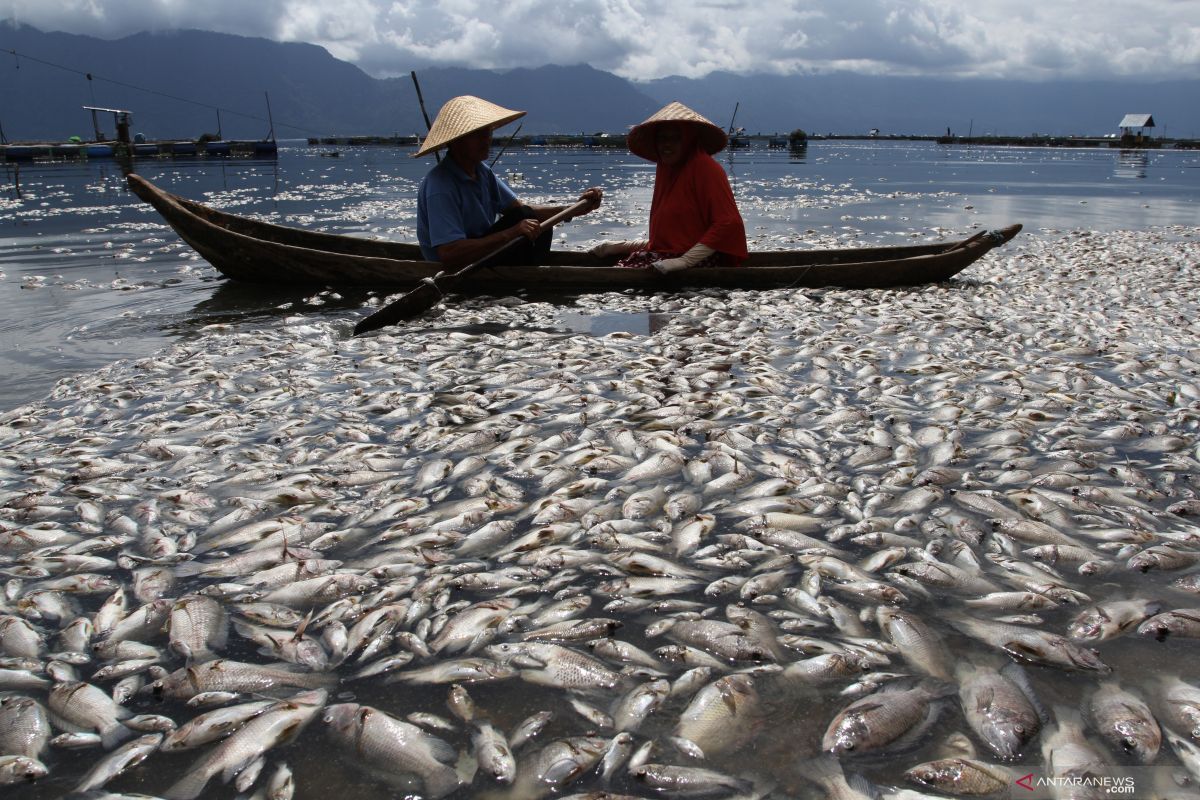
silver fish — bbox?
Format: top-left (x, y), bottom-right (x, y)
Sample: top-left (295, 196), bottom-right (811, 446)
top-left (508, 736), bottom-right (608, 799)
top-left (674, 673), bottom-right (761, 759)
top-left (472, 721), bottom-right (516, 783)
top-left (631, 762), bottom-right (753, 797)
top-left (0, 696), bottom-right (51, 759)
top-left (611, 678), bottom-right (670, 733)
top-left (0, 754), bottom-right (48, 785)
top-left (48, 681), bottom-right (132, 749)
top-left (487, 641), bottom-right (622, 691)
top-left (166, 690), bottom-right (326, 800)
top-left (878, 606), bottom-right (952, 680)
top-left (153, 660), bottom-right (335, 700)
top-left (1067, 598), bottom-right (1163, 641)
top-left (956, 662), bottom-right (1042, 760)
top-left (904, 757), bottom-right (1014, 796)
top-left (322, 702), bottom-right (461, 799)
top-left (1087, 681), bottom-right (1161, 763)
top-left (73, 732), bottom-right (163, 793)
top-left (161, 700), bottom-right (276, 751)
top-left (950, 616), bottom-right (1110, 673)
top-left (823, 682), bottom-right (951, 755)
top-left (1138, 609), bottom-right (1200, 640)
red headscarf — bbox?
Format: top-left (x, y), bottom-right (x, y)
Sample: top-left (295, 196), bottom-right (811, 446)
top-left (647, 125), bottom-right (748, 265)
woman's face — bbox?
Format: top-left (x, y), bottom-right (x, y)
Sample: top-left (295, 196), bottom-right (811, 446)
top-left (655, 125), bottom-right (684, 166)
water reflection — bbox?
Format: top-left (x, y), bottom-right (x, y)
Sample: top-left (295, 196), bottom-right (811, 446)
top-left (556, 309), bottom-right (671, 335)
top-left (1115, 149), bottom-right (1150, 180)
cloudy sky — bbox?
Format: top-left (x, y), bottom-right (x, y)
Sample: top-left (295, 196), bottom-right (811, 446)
top-left (7, 0), bottom-right (1199, 81)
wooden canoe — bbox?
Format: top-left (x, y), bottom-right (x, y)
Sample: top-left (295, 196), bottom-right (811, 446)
top-left (127, 173), bottom-right (1021, 290)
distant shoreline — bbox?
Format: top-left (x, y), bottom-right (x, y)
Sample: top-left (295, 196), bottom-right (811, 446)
top-left (301, 133), bottom-right (1200, 149)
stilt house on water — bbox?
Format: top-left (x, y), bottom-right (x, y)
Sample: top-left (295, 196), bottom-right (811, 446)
top-left (1118, 114), bottom-right (1157, 147)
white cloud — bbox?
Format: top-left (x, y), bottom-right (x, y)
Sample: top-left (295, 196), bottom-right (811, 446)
top-left (4, 0), bottom-right (1198, 81)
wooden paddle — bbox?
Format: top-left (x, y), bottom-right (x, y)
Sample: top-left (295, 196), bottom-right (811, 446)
top-left (353, 198), bottom-right (591, 335)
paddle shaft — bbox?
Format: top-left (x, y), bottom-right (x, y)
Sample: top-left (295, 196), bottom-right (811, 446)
top-left (353, 198), bottom-right (591, 335)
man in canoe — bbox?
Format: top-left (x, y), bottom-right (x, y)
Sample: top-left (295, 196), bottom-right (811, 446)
top-left (416, 95), bottom-right (603, 269)
top-left (591, 102), bottom-right (747, 273)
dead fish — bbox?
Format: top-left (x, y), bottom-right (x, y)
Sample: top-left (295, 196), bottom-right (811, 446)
top-left (956, 662), bottom-right (1042, 760)
top-left (48, 681), bottom-right (133, 749)
top-left (904, 757), bottom-right (1014, 796)
top-left (1041, 707), bottom-right (1108, 799)
top-left (1067, 598), bottom-right (1163, 641)
top-left (153, 660), bottom-right (335, 700)
top-left (472, 721), bottom-right (516, 784)
top-left (611, 678), bottom-right (670, 733)
top-left (878, 607), bottom-right (952, 680)
top-left (631, 762), bottom-right (753, 797)
top-left (1155, 676), bottom-right (1200, 740)
top-left (161, 700), bottom-right (276, 751)
top-left (823, 682), bottom-right (952, 756)
top-left (0, 754), bottom-right (48, 785)
top-left (509, 710), bottom-right (554, 750)
top-left (507, 736), bottom-right (608, 799)
top-left (166, 690), bottom-right (327, 800)
top-left (486, 641), bottom-right (622, 691)
top-left (73, 732), bottom-right (163, 793)
top-left (674, 673), bottom-right (761, 759)
top-left (322, 703), bottom-right (461, 798)
top-left (950, 616), bottom-right (1110, 673)
top-left (1087, 681), bottom-right (1161, 763)
top-left (168, 594), bottom-right (228, 663)
top-left (1138, 609), bottom-right (1200, 640)
top-left (0, 696), bottom-right (51, 759)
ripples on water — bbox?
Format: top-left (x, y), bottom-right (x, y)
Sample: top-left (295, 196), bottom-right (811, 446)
top-left (1, 143), bottom-right (1199, 799)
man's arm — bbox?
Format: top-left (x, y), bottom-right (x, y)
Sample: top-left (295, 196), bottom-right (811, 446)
top-left (434, 188), bottom-right (602, 270)
top-left (434, 220), bottom-right (538, 271)
top-left (522, 187), bottom-right (603, 223)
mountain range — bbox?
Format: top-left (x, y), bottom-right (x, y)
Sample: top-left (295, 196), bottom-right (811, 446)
top-left (1, 24), bottom-right (1197, 141)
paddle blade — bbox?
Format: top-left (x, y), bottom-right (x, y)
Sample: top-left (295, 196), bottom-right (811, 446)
top-left (353, 280), bottom-right (444, 335)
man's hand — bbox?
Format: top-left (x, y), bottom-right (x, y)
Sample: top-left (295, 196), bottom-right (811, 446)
top-left (577, 187), bottom-right (603, 215)
top-left (510, 218), bottom-right (541, 241)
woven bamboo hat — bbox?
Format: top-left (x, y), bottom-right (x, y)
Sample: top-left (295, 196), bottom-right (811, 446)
top-left (627, 101), bottom-right (728, 162)
top-left (413, 95), bottom-right (526, 157)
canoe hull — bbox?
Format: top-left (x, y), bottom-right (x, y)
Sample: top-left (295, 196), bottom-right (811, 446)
top-left (127, 173), bottom-right (1020, 291)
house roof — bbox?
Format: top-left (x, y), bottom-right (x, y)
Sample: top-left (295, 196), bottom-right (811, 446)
top-left (1119, 114), bottom-right (1155, 128)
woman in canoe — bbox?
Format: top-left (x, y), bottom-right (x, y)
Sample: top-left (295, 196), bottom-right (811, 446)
top-left (593, 102), bottom-right (747, 273)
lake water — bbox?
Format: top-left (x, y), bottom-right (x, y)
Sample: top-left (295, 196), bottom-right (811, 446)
top-left (2, 140), bottom-right (1197, 412)
top-left (2, 141), bottom-right (1200, 800)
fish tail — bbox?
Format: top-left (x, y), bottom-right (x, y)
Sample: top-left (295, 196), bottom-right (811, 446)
top-left (101, 721), bottom-right (135, 750)
top-left (423, 765), bottom-right (464, 800)
top-left (164, 770), bottom-right (211, 800)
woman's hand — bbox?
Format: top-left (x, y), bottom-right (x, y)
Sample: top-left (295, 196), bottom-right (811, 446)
top-left (652, 257), bottom-right (689, 274)
top-left (590, 240), bottom-right (643, 258)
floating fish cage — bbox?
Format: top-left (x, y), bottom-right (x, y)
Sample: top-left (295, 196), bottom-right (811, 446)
top-left (1, 139), bottom-right (278, 162)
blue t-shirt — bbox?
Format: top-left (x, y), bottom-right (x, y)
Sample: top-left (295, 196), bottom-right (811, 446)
top-left (417, 158), bottom-right (518, 262)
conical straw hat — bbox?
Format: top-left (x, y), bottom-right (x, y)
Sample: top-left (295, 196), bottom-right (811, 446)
top-left (627, 101), bottom-right (728, 162)
top-left (413, 95), bottom-right (526, 157)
